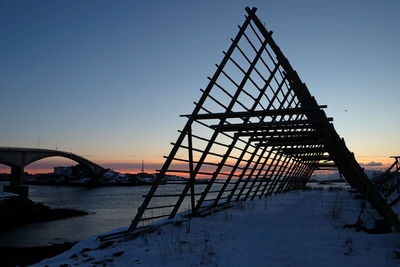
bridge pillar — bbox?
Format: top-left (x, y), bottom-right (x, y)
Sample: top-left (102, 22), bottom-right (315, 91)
top-left (4, 166), bottom-right (28, 197)
top-left (10, 166), bottom-right (23, 187)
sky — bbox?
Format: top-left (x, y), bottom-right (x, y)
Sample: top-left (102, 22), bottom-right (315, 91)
top-left (0, 0), bottom-right (399, 173)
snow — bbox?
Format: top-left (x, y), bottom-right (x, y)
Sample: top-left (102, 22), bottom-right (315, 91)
top-left (32, 187), bottom-right (400, 266)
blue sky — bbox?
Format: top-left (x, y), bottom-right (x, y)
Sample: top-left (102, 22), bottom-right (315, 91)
top-left (0, 0), bottom-right (399, 172)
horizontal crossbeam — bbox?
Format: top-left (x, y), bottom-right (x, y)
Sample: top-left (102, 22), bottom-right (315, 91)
top-left (257, 140), bottom-right (328, 147)
top-left (236, 129), bottom-right (319, 137)
top-left (307, 163), bottom-right (337, 168)
top-left (212, 118), bottom-right (333, 132)
top-left (181, 106), bottom-right (327, 120)
top-left (294, 155), bottom-right (332, 161)
top-left (251, 135), bottom-right (323, 142)
top-left (279, 147), bottom-right (329, 154)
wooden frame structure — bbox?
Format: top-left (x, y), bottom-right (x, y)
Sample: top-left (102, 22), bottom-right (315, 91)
top-left (104, 7), bottom-right (400, 238)
top-left (375, 156), bottom-right (400, 207)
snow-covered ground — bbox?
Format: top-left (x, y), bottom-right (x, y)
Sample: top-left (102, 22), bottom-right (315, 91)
top-left (33, 188), bottom-right (400, 266)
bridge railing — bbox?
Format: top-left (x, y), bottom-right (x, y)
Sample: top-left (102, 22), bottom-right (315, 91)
top-left (0, 146), bottom-right (72, 153)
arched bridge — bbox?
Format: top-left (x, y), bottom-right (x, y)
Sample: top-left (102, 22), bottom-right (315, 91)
top-left (0, 147), bottom-right (106, 195)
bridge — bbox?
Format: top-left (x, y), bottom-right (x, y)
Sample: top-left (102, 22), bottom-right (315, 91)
top-left (0, 147), bottom-right (106, 196)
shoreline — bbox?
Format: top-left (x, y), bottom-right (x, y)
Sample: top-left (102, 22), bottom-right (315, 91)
top-left (1, 179), bottom-right (209, 187)
top-left (0, 196), bottom-right (88, 266)
top-left (0, 196), bottom-right (88, 232)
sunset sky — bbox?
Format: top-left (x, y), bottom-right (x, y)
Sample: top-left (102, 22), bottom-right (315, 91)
top-left (1, 0), bottom-right (399, 173)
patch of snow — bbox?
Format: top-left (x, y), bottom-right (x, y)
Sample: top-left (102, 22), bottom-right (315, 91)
top-left (32, 189), bottom-right (400, 266)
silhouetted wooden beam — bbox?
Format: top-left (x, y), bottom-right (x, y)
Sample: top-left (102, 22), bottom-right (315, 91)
top-left (241, 125), bottom-right (317, 132)
top-left (181, 106), bottom-right (327, 119)
top-left (257, 140), bottom-right (328, 147)
top-left (251, 135), bottom-right (323, 142)
top-left (279, 147), bottom-right (329, 154)
top-left (307, 163), bottom-right (337, 168)
top-left (295, 155), bottom-right (332, 161)
top-left (283, 152), bottom-right (329, 157)
top-left (212, 118), bottom-right (333, 132)
top-left (237, 129), bottom-right (319, 137)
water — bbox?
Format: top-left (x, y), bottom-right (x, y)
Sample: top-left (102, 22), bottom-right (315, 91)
top-left (0, 181), bottom-right (255, 247)
top-left (0, 182), bottom-right (192, 247)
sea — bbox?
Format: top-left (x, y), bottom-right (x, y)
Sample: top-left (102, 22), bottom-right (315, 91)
top-left (0, 182), bottom-right (196, 247)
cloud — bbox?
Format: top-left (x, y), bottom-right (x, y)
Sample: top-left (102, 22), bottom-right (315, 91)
top-left (360, 161), bottom-right (383, 167)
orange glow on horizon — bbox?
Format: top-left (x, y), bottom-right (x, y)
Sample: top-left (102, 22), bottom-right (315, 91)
top-left (0, 156), bottom-right (397, 176)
